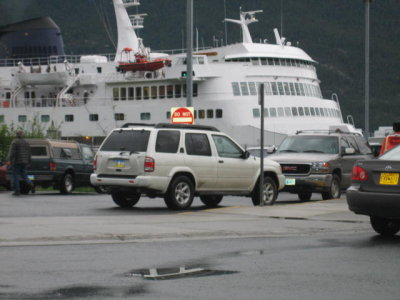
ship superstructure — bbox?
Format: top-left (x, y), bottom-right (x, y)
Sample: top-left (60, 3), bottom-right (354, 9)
top-left (0, 0), bottom-right (348, 146)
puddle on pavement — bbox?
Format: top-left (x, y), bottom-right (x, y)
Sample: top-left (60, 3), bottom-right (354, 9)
top-left (126, 265), bottom-right (238, 280)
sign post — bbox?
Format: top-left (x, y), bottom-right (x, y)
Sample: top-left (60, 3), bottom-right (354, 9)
top-left (259, 83), bottom-right (265, 206)
top-left (170, 107), bottom-right (194, 124)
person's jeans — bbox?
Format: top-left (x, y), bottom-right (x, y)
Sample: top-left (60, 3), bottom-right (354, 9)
top-left (12, 164), bottom-right (32, 193)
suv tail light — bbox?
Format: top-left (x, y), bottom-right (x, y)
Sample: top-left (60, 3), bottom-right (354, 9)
top-left (352, 166), bottom-right (368, 181)
top-left (144, 156), bottom-right (155, 172)
top-left (49, 161), bottom-right (56, 171)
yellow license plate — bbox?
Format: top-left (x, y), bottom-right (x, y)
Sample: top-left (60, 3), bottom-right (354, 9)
top-left (379, 173), bottom-right (399, 185)
top-left (113, 160), bottom-right (126, 168)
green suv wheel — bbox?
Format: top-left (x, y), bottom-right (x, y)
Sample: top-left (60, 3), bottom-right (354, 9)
top-left (164, 176), bottom-right (194, 210)
top-left (60, 173), bottom-right (74, 194)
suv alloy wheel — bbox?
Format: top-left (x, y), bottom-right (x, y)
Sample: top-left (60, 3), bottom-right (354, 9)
top-left (60, 173), bottom-right (74, 194)
top-left (321, 174), bottom-right (341, 200)
top-left (251, 176), bottom-right (278, 206)
top-left (164, 176), bottom-right (194, 210)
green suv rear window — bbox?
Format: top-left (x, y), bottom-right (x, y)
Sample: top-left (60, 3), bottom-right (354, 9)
top-left (100, 130), bottom-right (150, 152)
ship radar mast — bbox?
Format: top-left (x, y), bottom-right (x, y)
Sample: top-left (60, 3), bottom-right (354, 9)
top-left (224, 9), bottom-right (263, 43)
top-left (113, 0), bottom-right (147, 61)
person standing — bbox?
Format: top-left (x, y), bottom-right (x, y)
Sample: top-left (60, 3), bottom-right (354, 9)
top-left (7, 130), bottom-right (34, 195)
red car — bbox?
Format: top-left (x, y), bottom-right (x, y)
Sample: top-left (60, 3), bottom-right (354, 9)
top-left (0, 163), bottom-right (11, 190)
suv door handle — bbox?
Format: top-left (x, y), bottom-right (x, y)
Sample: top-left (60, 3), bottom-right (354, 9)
top-left (218, 160), bottom-right (224, 163)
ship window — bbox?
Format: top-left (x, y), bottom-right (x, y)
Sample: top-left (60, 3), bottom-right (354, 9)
top-left (151, 86), bottom-right (158, 99)
top-left (31, 91), bottom-right (36, 99)
top-left (175, 85), bottom-right (181, 98)
top-left (273, 58), bottom-right (280, 66)
top-left (304, 84), bottom-right (311, 96)
top-left (232, 82), bottom-right (241, 96)
top-left (120, 88), bottom-right (126, 100)
top-left (264, 82), bottom-right (272, 95)
top-left (251, 58), bottom-right (259, 66)
top-left (283, 82), bottom-right (290, 95)
top-left (298, 107), bottom-right (304, 116)
top-left (289, 83), bottom-right (296, 95)
top-left (128, 87), bottom-right (134, 100)
top-left (271, 82), bottom-right (279, 95)
top-left (207, 109), bottom-right (214, 118)
top-left (74, 68), bottom-right (79, 75)
top-left (143, 86), bottom-right (150, 100)
top-left (6, 92), bottom-right (11, 99)
top-left (240, 82), bottom-right (249, 96)
top-left (198, 110), bottom-right (205, 119)
top-left (248, 82), bottom-right (257, 95)
top-left (193, 83), bottom-right (198, 97)
top-left (267, 58), bottom-right (274, 65)
top-left (41, 115), bottom-right (50, 122)
top-left (299, 84), bottom-right (305, 96)
top-left (263, 108), bottom-right (269, 117)
top-left (315, 107), bottom-right (320, 116)
top-left (253, 108), bottom-right (260, 118)
top-left (65, 115), bottom-right (74, 122)
top-left (97, 67), bottom-right (102, 73)
top-left (277, 82), bottom-right (284, 95)
top-left (294, 83), bottom-right (301, 95)
top-left (140, 112), bottom-right (151, 120)
top-left (166, 111), bottom-right (171, 119)
top-left (317, 86), bottom-right (322, 98)
top-left (194, 110), bottom-right (197, 119)
top-left (304, 107), bottom-right (310, 116)
top-left (89, 114), bottom-right (98, 121)
top-left (260, 58), bottom-right (267, 65)
top-left (115, 113), bottom-right (125, 121)
top-left (159, 86), bottom-right (166, 99)
top-left (183, 84), bottom-right (187, 97)
top-left (0, 115), bottom-right (3, 123)
top-left (18, 115), bottom-right (27, 122)
top-left (270, 108), bottom-right (277, 117)
top-left (292, 107), bottom-right (298, 116)
top-left (284, 107), bottom-right (292, 117)
top-left (278, 107), bottom-right (284, 117)
top-left (167, 85), bottom-right (173, 98)
top-left (216, 109), bottom-right (223, 118)
top-left (25, 92), bottom-right (30, 99)
top-left (310, 107), bottom-right (315, 116)
top-left (136, 87), bottom-right (142, 100)
top-left (323, 108), bottom-right (328, 116)
top-left (113, 88), bottom-right (119, 101)
top-left (319, 108), bottom-right (325, 116)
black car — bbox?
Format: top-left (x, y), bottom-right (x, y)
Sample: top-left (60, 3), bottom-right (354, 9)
top-left (347, 145), bottom-right (400, 236)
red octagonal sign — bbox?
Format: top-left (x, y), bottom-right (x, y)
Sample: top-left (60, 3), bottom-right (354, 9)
top-left (171, 107), bottom-right (194, 124)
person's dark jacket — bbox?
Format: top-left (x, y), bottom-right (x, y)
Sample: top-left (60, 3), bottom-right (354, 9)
top-left (8, 138), bottom-right (31, 165)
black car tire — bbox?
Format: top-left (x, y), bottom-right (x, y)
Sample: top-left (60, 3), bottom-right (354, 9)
top-left (164, 176), bottom-right (194, 210)
top-left (20, 181), bottom-right (31, 195)
top-left (370, 216), bottom-right (400, 236)
top-left (252, 176), bottom-right (278, 206)
top-left (60, 173), bottom-right (74, 194)
top-left (322, 174), bottom-right (341, 200)
top-left (298, 191), bottom-right (312, 201)
top-left (111, 192), bottom-right (141, 208)
top-left (200, 195), bottom-right (223, 207)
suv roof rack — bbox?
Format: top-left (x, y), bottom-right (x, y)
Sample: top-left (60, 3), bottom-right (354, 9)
top-left (155, 123), bottom-right (220, 132)
top-left (296, 129), bottom-right (355, 135)
top-left (122, 123), bottom-right (156, 128)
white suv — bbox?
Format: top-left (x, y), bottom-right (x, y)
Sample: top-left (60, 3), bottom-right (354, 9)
top-left (91, 123), bottom-right (285, 210)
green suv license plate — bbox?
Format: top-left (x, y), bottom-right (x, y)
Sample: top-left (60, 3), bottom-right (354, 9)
top-left (285, 178), bottom-right (296, 185)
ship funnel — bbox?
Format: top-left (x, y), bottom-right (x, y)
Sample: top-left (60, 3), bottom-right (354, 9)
top-left (113, 0), bottom-right (140, 61)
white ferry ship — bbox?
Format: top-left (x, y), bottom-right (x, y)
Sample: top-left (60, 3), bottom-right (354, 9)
top-left (0, 0), bottom-right (351, 146)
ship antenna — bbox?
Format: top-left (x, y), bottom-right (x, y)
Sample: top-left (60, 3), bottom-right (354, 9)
top-left (224, 8), bottom-right (263, 43)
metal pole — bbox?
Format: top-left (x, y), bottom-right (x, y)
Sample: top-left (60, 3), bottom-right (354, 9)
top-left (259, 83), bottom-right (265, 206)
top-left (186, 0), bottom-right (193, 107)
top-left (364, 0), bottom-right (371, 136)
top-left (223, 0), bottom-right (228, 45)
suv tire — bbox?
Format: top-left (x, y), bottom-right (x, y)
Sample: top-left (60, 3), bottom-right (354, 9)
top-left (252, 176), bottom-right (278, 206)
top-left (111, 192), bottom-right (141, 208)
top-left (60, 173), bottom-right (74, 194)
top-left (298, 191), bottom-right (312, 201)
top-left (370, 216), bottom-right (400, 236)
top-left (164, 176), bottom-right (194, 210)
top-left (322, 174), bottom-right (341, 200)
top-left (200, 195), bottom-right (223, 208)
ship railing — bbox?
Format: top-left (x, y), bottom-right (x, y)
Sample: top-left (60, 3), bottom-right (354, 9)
top-left (7, 97), bottom-right (112, 109)
top-left (153, 46), bottom-right (212, 55)
top-left (0, 54), bottom-right (117, 67)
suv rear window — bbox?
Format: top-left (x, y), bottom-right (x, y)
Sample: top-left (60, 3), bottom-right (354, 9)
top-left (100, 130), bottom-right (150, 152)
top-left (31, 146), bottom-right (48, 157)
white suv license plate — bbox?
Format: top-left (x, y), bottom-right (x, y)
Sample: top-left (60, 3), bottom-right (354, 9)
top-left (285, 178), bottom-right (296, 185)
top-left (113, 160), bottom-right (126, 168)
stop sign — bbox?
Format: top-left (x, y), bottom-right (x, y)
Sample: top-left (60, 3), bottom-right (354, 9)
top-left (170, 107), bottom-right (194, 124)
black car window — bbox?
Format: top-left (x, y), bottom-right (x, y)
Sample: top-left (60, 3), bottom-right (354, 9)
top-left (185, 133), bottom-right (211, 156)
top-left (156, 130), bottom-right (180, 153)
top-left (100, 130), bottom-right (150, 152)
top-left (212, 135), bottom-right (242, 158)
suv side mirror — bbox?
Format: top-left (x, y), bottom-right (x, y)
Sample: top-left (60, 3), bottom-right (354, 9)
top-left (242, 150), bottom-right (250, 159)
top-left (266, 146), bottom-right (276, 154)
top-left (343, 147), bottom-right (356, 155)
